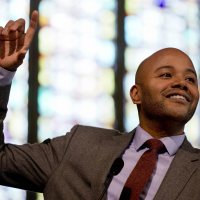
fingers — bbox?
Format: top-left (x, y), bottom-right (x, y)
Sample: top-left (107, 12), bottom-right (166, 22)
top-left (0, 18), bottom-right (25, 41)
top-left (0, 10), bottom-right (38, 55)
top-left (0, 10), bottom-right (38, 42)
top-left (0, 26), bottom-right (3, 35)
top-left (0, 10), bottom-right (38, 71)
top-left (2, 20), bottom-right (15, 34)
top-left (22, 10), bottom-right (39, 52)
top-left (0, 20), bottom-right (14, 39)
top-left (8, 18), bottom-right (25, 33)
top-left (0, 40), bottom-right (5, 59)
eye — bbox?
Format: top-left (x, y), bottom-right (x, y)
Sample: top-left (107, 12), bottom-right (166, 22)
top-left (186, 77), bottom-right (196, 83)
top-left (159, 73), bottom-right (172, 78)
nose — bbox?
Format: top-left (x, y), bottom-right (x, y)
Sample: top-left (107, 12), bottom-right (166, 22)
top-left (171, 78), bottom-right (188, 90)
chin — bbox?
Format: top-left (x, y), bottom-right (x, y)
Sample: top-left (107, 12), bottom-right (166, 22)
top-left (164, 111), bottom-right (194, 124)
top-left (142, 103), bottom-right (195, 124)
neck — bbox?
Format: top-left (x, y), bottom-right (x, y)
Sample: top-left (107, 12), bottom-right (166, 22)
top-left (139, 117), bottom-right (185, 139)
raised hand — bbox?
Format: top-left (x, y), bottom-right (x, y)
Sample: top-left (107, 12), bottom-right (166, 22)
top-left (0, 10), bottom-right (38, 71)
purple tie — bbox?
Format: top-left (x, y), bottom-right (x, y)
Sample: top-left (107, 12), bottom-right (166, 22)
top-left (120, 139), bottom-right (166, 200)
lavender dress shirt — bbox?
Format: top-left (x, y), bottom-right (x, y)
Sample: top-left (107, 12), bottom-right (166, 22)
top-left (107, 126), bottom-right (185, 200)
top-left (0, 67), bottom-right (15, 86)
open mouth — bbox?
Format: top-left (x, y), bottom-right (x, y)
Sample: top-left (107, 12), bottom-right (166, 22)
top-left (166, 93), bottom-right (190, 102)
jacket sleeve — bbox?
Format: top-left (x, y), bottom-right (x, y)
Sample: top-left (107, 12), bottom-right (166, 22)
top-left (0, 84), bottom-right (78, 192)
top-left (0, 130), bottom-right (78, 193)
top-left (0, 85), bottom-right (11, 144)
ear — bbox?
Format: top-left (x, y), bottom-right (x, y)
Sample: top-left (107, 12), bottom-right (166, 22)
top-left (130, 85), bottom-right (141, 105)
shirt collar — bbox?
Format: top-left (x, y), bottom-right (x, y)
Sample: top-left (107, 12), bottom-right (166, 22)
top-left (132, 125), bottom-right (185, 156)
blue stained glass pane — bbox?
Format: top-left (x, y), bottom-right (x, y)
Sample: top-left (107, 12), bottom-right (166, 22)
top-left (155, 0), bottom-right (167, 8)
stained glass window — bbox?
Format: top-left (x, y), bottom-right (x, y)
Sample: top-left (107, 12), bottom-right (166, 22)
top-left (124, 0), bottom-right (200, 147)
top-left (0, 0), bottom-right (30, 199)
top-left (1, 0), bottom-right (200, 200)
top-left (38, 0), bottom-right (116, 142)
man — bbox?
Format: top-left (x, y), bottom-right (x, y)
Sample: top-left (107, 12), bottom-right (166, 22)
top-left (0, 11), bottom-right (200, 200)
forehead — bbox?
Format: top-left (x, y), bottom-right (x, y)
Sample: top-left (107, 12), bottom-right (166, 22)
top-left (146, 49), bottom-right (195, 73)
top-left (135, 48), bottom-right (197, 84)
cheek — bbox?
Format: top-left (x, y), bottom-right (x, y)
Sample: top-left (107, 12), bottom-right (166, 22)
top-left (190, 88), bottom-right (199, 102)
top-left (140, 86), bottom-right (159, 103)
top-left (141, 79), bottom-right (171, 101)
top-left (194, 93), bottom-right (199, 106)
top-left (142, 83), bottom-right (164, 98)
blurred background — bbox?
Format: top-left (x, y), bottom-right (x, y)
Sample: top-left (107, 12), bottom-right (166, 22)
top-left (0, 0), bottom-right (200, 199)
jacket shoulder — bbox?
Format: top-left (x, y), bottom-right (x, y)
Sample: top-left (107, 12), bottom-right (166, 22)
top-left (69, 124), bottom-right (126, 141)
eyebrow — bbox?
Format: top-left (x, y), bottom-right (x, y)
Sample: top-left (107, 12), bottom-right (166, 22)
top-left (155, 65), bottom-right (197, 77)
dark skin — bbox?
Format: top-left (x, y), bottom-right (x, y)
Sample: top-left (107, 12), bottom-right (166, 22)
top-left (130, 48), bottom-right (199, 138)
top-left (0, 10), bottom-right (38, 71)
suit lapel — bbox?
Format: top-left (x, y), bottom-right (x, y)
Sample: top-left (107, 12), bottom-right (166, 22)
top-left (93, 130), bottom-right (135, 200)
top-left (154, 138), bottom-right (199, 200)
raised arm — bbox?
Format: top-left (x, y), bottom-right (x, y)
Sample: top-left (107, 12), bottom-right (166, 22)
top-left (0, 10), bottom-right (38, 71)
top-left (0, 10), bottom-right (39, 143)
top-left (0, 11), bottom-right (75, 191)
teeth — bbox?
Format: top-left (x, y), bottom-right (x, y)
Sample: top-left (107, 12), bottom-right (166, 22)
top-left (169, 95), bottom-right (186, 101)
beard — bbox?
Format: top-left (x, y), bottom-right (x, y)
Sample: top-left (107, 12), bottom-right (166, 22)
top-left (139, 95), bottom-right (196, 125)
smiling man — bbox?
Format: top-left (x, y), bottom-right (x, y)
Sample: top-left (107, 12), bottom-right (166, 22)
top-left (0, 12), bottom-right (200, 200)
top-left (108, 48), bottom-right (200, 200)
top-left (130, 48), bottom-right (199, 138)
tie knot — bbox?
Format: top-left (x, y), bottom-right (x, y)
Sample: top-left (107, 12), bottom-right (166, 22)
top-left (145, 139), bottom-right (166, 154)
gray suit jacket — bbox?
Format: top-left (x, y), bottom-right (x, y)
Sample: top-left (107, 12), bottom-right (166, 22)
top-left (0, 85), bottom-right (200, 200)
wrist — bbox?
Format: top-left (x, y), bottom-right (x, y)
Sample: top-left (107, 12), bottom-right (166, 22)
top-left (0, 66), bottom-right (16, 86)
